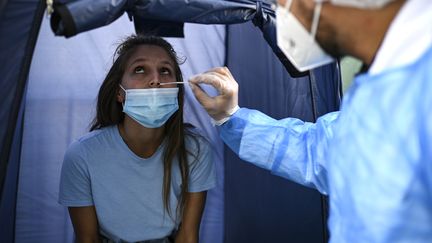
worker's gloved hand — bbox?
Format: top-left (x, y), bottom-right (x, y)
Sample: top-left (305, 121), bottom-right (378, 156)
top-left (189, 67), bottom-right (239, 124)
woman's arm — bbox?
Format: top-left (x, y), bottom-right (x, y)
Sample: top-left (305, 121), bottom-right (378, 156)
top-left (68, 206), bottom-right (100, 243)
top-left (175, 191), bottom-right (207, 243)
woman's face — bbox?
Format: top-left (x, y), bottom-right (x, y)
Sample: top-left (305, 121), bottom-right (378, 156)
top-left (120, 45), bottom-right (177, 90)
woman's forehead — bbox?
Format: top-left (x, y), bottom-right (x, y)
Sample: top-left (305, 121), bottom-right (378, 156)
top-left (127, 44), bottom-right (175, 65)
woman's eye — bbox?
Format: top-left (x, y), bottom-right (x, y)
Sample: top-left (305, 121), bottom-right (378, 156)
top-left (160, 68), bottom-right (171, 75)
top-left (134, 67), bottom-right (145, 74)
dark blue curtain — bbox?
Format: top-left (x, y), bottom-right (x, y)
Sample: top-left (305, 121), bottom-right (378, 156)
top-left (224, 22), bottom-right (341, 243)
top-left (0, 0), bottom-right (45, 242)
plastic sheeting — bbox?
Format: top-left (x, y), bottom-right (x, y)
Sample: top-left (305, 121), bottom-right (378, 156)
top-left (14, 15), bottom-right (226, 243)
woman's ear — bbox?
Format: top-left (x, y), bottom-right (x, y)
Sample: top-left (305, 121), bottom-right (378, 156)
top-left (117, 87), bottom-right (125, 103)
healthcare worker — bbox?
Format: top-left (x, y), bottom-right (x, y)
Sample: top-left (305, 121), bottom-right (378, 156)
top-left (189, 0), bottom-right (432, 242)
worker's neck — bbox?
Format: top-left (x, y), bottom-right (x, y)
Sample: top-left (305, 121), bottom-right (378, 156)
top-left (322, 0), bottom-right (405, 66)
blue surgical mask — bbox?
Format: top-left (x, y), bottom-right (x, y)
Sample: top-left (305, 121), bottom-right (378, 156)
top-left (120, 85), bottom-right (179, 128)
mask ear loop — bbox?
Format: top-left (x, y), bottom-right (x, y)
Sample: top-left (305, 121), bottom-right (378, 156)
top-left (119, 84), bottom-right (127, 107)
top-left (310, 1), bottom-right (323, 40)
top-left (283, 0), bottom-right (321, 39)
top-left (284, 0), bottom-right (293, 11)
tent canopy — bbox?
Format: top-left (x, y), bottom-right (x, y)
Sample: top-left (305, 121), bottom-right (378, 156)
top-left (50, 0), bottom-right (308, 77)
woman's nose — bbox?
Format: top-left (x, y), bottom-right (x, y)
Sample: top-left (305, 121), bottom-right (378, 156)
top-left (148, 72), bottom-right (161, 88)
top-left (148, 80), bottom-right (160, 88)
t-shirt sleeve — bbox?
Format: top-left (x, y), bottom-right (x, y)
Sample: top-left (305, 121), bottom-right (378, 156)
top-left (187, 136), bottom-right (216, 193)
top-left (58, 141), bottom-right (94, 206)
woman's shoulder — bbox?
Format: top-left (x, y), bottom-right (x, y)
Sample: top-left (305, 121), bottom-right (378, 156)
top-left (66, 126), bottom-right (116, 155)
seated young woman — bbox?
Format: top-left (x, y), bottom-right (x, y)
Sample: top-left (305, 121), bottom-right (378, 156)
top-left (59, 35), bottom-right (216, 243)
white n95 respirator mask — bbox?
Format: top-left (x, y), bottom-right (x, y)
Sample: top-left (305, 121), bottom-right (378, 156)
top-left (276, 0), bottom-right (334, 72)
top-left (120, 85), bottom-right (179, 128)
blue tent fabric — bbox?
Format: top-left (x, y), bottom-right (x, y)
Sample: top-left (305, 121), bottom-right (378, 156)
top-left (50, 0), bottom-right (306, 77)
top-left (0, 98), bottom-right (26, 243)
top-left (50, 0), bottom-right (274, 36)
top-left (0, 1), bottom-right (45, 242)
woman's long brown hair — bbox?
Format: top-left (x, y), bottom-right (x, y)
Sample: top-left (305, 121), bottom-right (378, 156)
top-left (90, 35), bottom-right (198, 221)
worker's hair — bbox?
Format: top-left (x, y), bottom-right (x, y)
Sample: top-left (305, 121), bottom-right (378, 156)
top-left (90, 35), bottom-right (197, 220)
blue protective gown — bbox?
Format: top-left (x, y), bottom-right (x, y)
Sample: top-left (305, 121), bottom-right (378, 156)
top-left (220, 45), bottom-right (432, 242)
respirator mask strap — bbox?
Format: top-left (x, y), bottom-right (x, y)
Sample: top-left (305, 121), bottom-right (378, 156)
top-left (311, 1), bottom-right (323, 40)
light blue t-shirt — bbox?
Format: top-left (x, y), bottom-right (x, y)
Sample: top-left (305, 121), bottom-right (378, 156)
top-left (59, 125), bottom-right (216, 242)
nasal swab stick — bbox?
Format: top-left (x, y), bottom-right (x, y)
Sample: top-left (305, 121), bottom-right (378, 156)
top-left (158, 82), bottom-right (187, 86)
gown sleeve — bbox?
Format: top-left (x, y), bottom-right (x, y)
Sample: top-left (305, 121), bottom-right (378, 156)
top-left (220, 108), bottom-right (339, 195)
